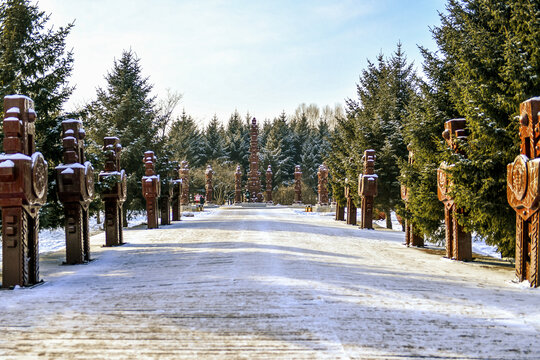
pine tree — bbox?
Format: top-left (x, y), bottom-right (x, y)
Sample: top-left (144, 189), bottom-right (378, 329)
top-left (0, 0), bottom-right (74, 228)
top-left (167, 110), bottom-right (206, 167)
top-left (224, 110), bottom-right (249, 169)
top-left (85, 49), bottom-right (158, 215)
top-left (204, 114), bottom-right (226, 162)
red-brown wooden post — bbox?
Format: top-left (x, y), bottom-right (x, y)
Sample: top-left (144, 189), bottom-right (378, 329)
top-left (56, 119), bottom-right (95, 264)
top-left (0, 95), bottom-right (48, 288)
top-left (265, 165), bottom-right (273, 203)
top-left (171, 163), bottom-right (182, 221)
top-left (507, 98), bottom-right (540, 287)
top-left (294, 165), bottom-right (303, 204)
top-left (142, 151), bottom-right (160, 229)
top-left (345, 183), bottom-right (357, 225)
top-left (205, 164), bottom-right (214, 204)
top-left (234, 165), bottom-right (242, 204)
top-left (248, 118), bottom-right (262, 202)
top-left (99, 137), bottom-right (127, 246)
top-left (318, 164), bottom-right (329, 206)
top-left (437, 119), bottom-right (472, 261)
top-left (359, 149), bottom-right (377, 229)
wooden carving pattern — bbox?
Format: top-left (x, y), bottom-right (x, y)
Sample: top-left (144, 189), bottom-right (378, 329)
top-left (317, 164), bottom-right (329, 206)
top-left (508, 98), bottom-right (540, 287)
top-left (142, 151), bottom-right (160, 229)
top-left (294, 165), bottom-right (302, 204)
top-left (235, 165), bottom-right (242, 204)
top-left (438, 119), bottom-right (472, 261)
top-left (358, 150), bottom-right (377, 229)
top-left (99, 137), bottom-right (127, 246)
top-left (0, 95), bottom-right (47, 288)
top-left (247, 118), bottom-right (262, 202)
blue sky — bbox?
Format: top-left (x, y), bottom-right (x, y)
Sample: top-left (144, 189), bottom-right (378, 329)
top-left (40, 0), bottom-right (447, 125)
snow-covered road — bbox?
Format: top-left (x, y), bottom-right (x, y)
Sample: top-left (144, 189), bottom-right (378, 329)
top-left (1, 207), bottom-right (539, 359)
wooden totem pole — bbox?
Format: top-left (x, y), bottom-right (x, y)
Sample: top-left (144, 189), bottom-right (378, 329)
top-left (234, 165), bottom-right (242, 204)
top-left (180, 160), bottom-right (190, 206)
top-left (0, 95), bottom-right (48, 288)
top-left (205, 164), bottom-right (213, 204)
top-left (437, 119), bottom-right (472, 261)
top-left (318, 164), bottom-right (329, 206)
top-left (159, 159), bottom-right (173, 225)
top-left (507, 98), bottom-right (540, 287)
top-left (359, 149), bottom-right (378, 229)
top-left (294, 165), bottom-right (303, 204)
top-left (400, 145), bottom-right (423, 247)
top-left (345, 180), bottom-right (357, 225)
top-left (56, 119), bottom-right (95, 264)
top-left (335, 202), bottom-right (345, 221)
top-left (248, 118), bottom-right (262, 202)
top-left (171, 163), bottom-right (182, 221)
top-left (99, 137), bottom-right (127, 247)
top-left (266, 165), bottom-right (273, 203)
top-left (142, 151), bottom-right (160, 229)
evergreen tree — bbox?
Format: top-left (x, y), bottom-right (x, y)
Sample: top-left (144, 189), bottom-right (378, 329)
top-left (167, 110), bottom-right (206, 167)
top-left (0, 0), bottom-right (74, 228)
top-left (204, 114), bottom-right (225, 162)
top-left (85, 49), bottom-right (158, 215)
top-left (224, 110), bottom-right (249, 169)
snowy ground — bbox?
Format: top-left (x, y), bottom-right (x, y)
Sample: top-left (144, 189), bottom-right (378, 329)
top-left (1, 207), bottom-right (539, 359)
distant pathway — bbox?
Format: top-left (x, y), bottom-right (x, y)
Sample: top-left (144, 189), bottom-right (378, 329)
top-left (1, 207), bottom-right (539, 359)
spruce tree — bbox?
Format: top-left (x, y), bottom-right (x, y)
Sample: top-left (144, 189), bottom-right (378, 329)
top-left (85, 49), bottom-right (158, 216)
top-left (204, 114), bottom-right (225, 162)
top-left (0, 0), bottom-right (74, 228)
top-left (167, 110), bottom-right (206, 167)
top-left (224, 110), bottom-right (249, 169)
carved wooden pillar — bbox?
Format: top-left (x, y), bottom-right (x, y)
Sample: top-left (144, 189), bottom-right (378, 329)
top-left (179, 160), bottom-right (190, 206)
top-left (508, 98), bottom-right (540, 287)
top-left (437, 119), bottom-right (472, 261)
top-left (265, 165), bottom-right (273, 203)
top-left (345, 185), bottom-right (357, 225)
top-left (400, 145), bottom-right (423, 247)
top-left (171, 164), bottom-right (182, 221)
top-left (335, 203), bottom-right (345, 221)
top-left (205, 164), bottom-right (214, 204)
top-left (247, 118), bottom-right (261, 202)
top-left (0, 95), bottom-right (48, 288)
top-left (358, 150), bottom-right (378, 229)
top-left (159, 159), bottom-right (173, 225)
top-left (56, 119), bottom-right (95, 264)
top-left (142, 151), bottom-right (160, 229)
top-left (234, 165), bottom-right (242, 204)
top-left (318, 164), bottom-right (329, 206)
top-left (294, 165), bottom-right (302, 204)
top-left (99, 137), bottom-right (127, 247)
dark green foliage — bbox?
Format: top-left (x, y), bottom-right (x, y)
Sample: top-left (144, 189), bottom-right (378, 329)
top-left (167, 110), bottom-right (206, 168)
top-left (204, 115), bottom-right (226, 162)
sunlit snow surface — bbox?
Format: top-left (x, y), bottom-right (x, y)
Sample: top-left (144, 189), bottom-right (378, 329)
top-left (1, 206), bottom-right (539, 359)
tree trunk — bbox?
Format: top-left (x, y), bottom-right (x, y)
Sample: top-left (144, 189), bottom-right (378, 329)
top-left (385, 209), bottom-right (392, 229)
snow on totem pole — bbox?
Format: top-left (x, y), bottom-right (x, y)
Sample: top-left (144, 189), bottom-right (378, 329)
top-left (400, 145), bottom-right (423, 247)
top-left (345, 178), bottom-right (356, 225)
top-left (99, 137), bottom-right (127, 247)
top-left (0, 95), bottom-right (47, 288)
top-left (437, 119), bottom-right (472, 261)
top-left (359, 150), bottom-right (378, 229)
top-left (507, 97), bottom-right (540, 287)
top-left (159, 158), bottom-right (173, 225)
top-left (171, 163), bottom-right (182, 221)
top-left (56, 119), bottom-right (95, 264)
top-left (294, 165), bottom-right (303, 204)
top-left (234, 165), bottom-right (242, 204)
top-left (266, 165), bottom-right (273, 203)
top-left (180, 160), bottom-right (190, 205)
top-left (205, 164), bottom-right (213, 204)
top-left (247, 118), bottom-right (262, 202)
top-left (317, 164), bottom-right (329, 206)
top-left (142, 151), bottom-right (160, 229)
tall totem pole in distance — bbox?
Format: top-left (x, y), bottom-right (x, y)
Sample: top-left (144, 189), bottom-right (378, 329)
top-left (159, 158), bottom-right (173, 225)
top-left (142, 151), bottom-right (160, 229)
top-left (265, 165), bottom-right (273, 203)
top-left (359, 149), bottom-right (377, 229)
top-left (400, 145), bottom-right (423, 247)
top-left (294, 165), bottom-right (302, 204)
top-left (318, 164), bottom-right (329, 206)
top-left (99, 137), bottom-right (127, 247)
top-left (508, 98), bottom-right (540, 287)
top-left (56, 119), bottom-right (95, 264)
top-left (0, 95), bottom-right (48, 288)
top-left (235, 165), bottom-right (242, 204)
top-left (180, 160), bottom-right (190, 206)
top-left (247, 118), bottom-right (261, 202)
top-left (437, 119), bottom-right (472, 261)
top-left (205, 164), bottom-right (213, 204)
top-left (172, 163), bottom-right (182, 221)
